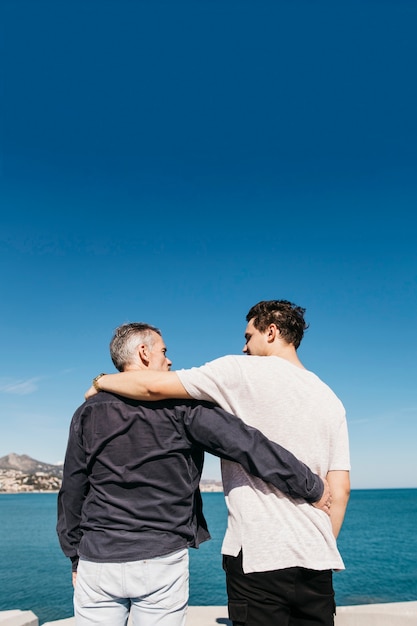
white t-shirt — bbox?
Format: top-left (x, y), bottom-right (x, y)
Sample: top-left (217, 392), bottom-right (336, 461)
top-left (177, 355), bottom-right (350, 574)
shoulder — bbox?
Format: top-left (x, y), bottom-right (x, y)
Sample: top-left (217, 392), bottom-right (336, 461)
top-left (162, 398), bottom-right (217, 414)
top-left (304, 371), bottom-right (346, 416)
top-left (179, 354), bottom-right (247, 375)
top-left (86, 393), bottom-right (216, 413)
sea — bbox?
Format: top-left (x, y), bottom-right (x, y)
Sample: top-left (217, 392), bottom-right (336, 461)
top-left (0, 489), bottom-right (416, 625)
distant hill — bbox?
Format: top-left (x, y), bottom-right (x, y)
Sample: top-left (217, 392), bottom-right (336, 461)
top-left (0, 453), bottom-right (63, 477)
top-left (0, 453), bottom-right (221, 493)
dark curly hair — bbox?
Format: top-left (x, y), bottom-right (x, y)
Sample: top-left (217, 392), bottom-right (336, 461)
top-left (246, 300), bottom-right (309, 349)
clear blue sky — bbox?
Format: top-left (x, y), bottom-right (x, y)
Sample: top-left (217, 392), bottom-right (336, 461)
top-left (1, 0), bottom-right (416, 489)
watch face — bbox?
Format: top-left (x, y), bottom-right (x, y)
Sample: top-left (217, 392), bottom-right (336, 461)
top-left (93, 373), bottom-right (106, 390)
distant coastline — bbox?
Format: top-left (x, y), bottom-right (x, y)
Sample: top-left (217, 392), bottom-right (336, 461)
top-left (2, 455), bottom-right (414, 494)
top-left (0, 470), bottom-right (223, 494)
top-left (0, 453), bottom-right (224, 494)
top-left (0, 484), bottom-right (223, 494)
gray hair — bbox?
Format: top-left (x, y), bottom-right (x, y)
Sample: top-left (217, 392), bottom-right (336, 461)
top-left (110, 322), bottom-right (162, 371)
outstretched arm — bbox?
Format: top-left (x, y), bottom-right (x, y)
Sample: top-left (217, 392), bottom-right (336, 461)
top-left (182, 403), bottom-right (330, 511)
top-left (85, 370), bottom-right (188, 400)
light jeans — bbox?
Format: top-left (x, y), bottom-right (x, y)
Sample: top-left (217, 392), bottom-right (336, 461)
top-left (74, 548), bottom-right (189, 626)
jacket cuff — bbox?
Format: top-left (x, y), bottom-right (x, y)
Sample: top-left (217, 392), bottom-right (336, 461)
top-left (70, 555), bottom-right (79, 572)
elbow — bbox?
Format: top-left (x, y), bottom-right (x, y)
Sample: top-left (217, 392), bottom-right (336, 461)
top-left (145, 385), bottom-right (162, 399)
top-left (343, 484), bottom-right (351, 508)
top-left (146, 377), bottom-right (170, 399)
top-left (338, 481), bottom-right (351, 510)
top-left (327, 470), bottom-right (351, 505)
top-left (342, 474), bottom-right (351, 501)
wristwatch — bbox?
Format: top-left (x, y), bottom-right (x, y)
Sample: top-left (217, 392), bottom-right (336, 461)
top-left (92, 373), bottom-right (106, 391)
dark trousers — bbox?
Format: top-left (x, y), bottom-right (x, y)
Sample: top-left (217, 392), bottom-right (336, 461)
top-left (223, 552), bottom-right (335, 626)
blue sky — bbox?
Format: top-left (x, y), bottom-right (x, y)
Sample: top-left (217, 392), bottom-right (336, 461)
top-left (1, 0), bottom-right (416, 489)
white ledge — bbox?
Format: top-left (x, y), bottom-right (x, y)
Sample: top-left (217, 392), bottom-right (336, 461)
top-left (3, 602), bottom-right (417, 626)
top-left (0, 610), bottom-right (38, 626)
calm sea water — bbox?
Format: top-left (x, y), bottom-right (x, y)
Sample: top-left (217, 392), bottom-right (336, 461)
top-left (0, 490), bottom-right (416, 624)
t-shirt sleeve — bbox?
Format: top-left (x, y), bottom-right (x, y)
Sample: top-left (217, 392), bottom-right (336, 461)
top-left (329, 417), bottom-right (351, 471)
top-left (177, 356), bottom-right (240, 407)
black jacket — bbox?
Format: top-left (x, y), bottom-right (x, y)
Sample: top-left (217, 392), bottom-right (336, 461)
top-left (57, 392), bottom-right (322, 570)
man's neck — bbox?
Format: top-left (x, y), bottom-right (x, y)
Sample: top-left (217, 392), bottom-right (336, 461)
top-left (123, 365), bottom-right (147, 372)
top-left (270, 343), bottom-right (305, 369)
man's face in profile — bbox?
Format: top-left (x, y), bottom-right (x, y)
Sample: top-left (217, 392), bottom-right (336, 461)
top-left (147, 333), bottom-right (172, 371)
top-left (243, 319), bottom-right (269, 356)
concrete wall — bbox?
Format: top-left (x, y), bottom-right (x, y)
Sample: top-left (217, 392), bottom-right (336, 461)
top-left (184, 603), bottom-right (417, 626)
top-left (0, 611), bottom-right (38, 626)
top-left (3, 602), bottom-right (417, 626)
top-left (335, 601), bottom-right (417, 625)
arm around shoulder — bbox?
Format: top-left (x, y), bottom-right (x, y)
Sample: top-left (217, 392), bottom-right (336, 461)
top-left (86, 370), bottom-right (191, 400)
top-left (183, 403), bottom-right (326, 504)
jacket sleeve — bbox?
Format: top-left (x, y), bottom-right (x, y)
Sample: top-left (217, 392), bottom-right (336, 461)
top-left (181, 403), bottom-right (323, 503)
top-left (56, 406), bottom-right (90, 571)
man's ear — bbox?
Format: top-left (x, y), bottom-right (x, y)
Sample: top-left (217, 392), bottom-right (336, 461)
top-left (267, 324), bottom-right (279, 343)
top-left (137, 343), bottom-right (150, 366)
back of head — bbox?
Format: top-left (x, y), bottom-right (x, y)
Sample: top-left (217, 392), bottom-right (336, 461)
top-left (246, 300), bottom-right (308, 349)
top-left (110, 322), bottom-right (161, 371)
